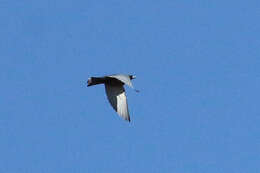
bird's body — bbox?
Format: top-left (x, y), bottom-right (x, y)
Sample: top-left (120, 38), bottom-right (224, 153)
top-left (87, 74), bottom-right (137, 122)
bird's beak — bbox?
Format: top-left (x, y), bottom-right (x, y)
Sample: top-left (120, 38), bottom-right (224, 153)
top-left (87, 78), bottom-right (91, 87)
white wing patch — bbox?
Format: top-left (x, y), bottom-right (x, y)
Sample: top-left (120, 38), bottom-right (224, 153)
top-left (105, 83), bottom-right (130, 121)
top-left (108, 74), bottom-right (134, 88)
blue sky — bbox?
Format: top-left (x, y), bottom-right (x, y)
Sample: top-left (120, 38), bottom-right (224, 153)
top-left (1, 0), bottom-right (260, 172)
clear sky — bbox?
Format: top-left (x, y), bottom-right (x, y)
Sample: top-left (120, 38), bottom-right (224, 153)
top-left (1, 0), bottom-right (260, 172)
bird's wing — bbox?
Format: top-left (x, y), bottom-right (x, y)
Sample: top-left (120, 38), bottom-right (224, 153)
top-left (105, 83), bottom-right (130, 122)
top-left (108, 74), bottom-right (134, 88)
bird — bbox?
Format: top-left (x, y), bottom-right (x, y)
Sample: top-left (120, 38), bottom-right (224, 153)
top-left (87, 74), bottom-right (138, 122)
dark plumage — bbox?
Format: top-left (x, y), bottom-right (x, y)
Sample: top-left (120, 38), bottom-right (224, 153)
top-left (87, 74), bottom-right (138, 122)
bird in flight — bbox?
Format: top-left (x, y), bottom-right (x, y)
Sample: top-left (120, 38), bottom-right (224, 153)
top-left (87, 74), bottom-right (138, 122)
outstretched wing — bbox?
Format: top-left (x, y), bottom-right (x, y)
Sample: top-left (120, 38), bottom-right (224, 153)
top-left (108, 74), bottom-right (134, 88)
top-left (105, 83), bottom-right (130, 122)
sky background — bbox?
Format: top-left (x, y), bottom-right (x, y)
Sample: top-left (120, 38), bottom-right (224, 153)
top-left (1, 0), bottom-right (260, 172)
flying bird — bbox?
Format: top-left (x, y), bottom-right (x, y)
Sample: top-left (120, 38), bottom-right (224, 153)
top-left (87, 74), bottom-right (138, 122)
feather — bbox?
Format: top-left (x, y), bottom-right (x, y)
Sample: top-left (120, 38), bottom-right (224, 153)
top-left (105, 83), bottom-right (130, 122)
